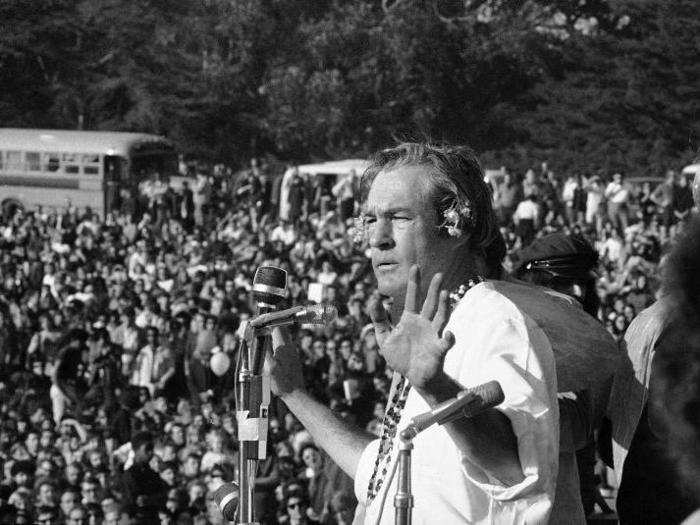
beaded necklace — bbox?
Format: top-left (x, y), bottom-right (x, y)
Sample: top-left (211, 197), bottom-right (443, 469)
top-left (365, 276), bottom-right (484, 503)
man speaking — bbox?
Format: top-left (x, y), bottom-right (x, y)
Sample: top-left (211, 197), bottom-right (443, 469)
top-left (267, 143), bottom-right (614, 524)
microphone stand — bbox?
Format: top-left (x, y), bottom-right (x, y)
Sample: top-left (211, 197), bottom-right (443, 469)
top-left (392, 381), bottom-right (504, 525)
top-left (394, 431), bottom-right (414, 525)
top-left (235, 326), bottom-right (271, 525)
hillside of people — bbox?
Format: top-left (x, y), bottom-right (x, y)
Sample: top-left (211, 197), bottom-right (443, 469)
top-left (0, 160), bottom-right (696, 524)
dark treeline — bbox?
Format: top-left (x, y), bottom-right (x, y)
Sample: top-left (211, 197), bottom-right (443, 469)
top-left (1, 0), bottom-right (698, 175)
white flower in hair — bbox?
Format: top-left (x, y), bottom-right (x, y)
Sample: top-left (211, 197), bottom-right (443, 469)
top-left (441, 201), bottom-right (472, 237)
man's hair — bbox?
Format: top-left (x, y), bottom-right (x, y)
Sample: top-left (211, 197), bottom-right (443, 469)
top-left (359, 142), bottom-right (505, 278)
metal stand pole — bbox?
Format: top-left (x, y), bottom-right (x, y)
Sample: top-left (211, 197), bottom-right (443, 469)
top-left (394, 433), bottom-right (414, 525)
top-left (235, 331), bottom-right (267, 525)
top-left (236, 370), bottom-right (259, 524)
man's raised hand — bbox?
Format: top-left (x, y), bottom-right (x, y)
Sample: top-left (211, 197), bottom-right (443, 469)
top-left (369, 265), bottom-right (455, 390)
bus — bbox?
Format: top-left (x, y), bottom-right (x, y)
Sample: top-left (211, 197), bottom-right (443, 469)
top-left (278, 159), bottom-right (369, 220)
top-left (0, 128), bottom-right (179, 217)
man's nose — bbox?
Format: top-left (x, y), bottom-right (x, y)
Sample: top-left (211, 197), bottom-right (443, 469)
top-left (368, 219), bottom-right (394, 249)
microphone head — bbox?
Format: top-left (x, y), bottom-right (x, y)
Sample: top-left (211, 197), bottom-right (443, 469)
top-left (212, 481), bottom-right (238, 521)
top-left (297, 304), bottom-right (338, 325)
top-left (252, 266), bottom-right (287, 307)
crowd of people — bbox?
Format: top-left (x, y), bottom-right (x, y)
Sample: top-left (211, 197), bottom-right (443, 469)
top-left (0, 155), bottom-right (696, 524)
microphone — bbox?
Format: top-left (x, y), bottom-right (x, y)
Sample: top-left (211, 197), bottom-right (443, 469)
top-left (248, 265), bottom-right (287, 375)
top-left (250, 304), bottom-right (338, 330)
top-left (252, 266), bottom-right (287, 310)
top-left (212, 481), bottom-right (239, 522)
top-left (401, 381), bottom-right (504, 440)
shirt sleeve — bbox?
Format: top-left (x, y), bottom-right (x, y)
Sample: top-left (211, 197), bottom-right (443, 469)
top-left (353, 438), bottom-right (381, 505)
top-left (452, 312), bottom-right (559, 503)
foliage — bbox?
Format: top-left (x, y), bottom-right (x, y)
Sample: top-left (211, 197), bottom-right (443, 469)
top-left (0, 0), bottom-right (697, 173)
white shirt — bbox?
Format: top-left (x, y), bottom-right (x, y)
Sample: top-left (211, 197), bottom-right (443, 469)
top-left (605, 182), bottom-right (629, 204)
top-left (132, 344), bottom-right (155, 393)
top-left (270, 225), bottom-right (297, 246)
top-left (562, 179), bottom-right (579, 204)
top-left (353, 282), bottom-right (559, 524)
top-left (513, 200), bottom-right (539, 223)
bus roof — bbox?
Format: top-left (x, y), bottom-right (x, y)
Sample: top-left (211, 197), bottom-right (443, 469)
top-left (285, 159), bottom-right (370, 179)
top-left (0, 128), bottom-right (174, 155)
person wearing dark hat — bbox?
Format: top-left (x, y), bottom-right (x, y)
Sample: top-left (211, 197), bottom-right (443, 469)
top-left (512, 233), bottom-right (609, 522)
top-left (513, 232), bottom-right (600, 318)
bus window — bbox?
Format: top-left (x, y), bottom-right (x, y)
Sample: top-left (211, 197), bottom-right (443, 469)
top-left (62, 153), bottom-right (80, 174)
top-left (82, 155), bottom-right (101, 175)
top-left (26, 152), bottom-right (41, 171)
top-left (5, 151), bottom-right (22, 171)
top-left (43, 153), bottom-right (61, 173)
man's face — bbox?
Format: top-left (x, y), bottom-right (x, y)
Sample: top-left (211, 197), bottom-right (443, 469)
top-left (364, 165), bottom-right (449, 310)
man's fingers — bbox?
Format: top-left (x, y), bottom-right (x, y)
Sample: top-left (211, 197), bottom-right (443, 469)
top-left (368, 296), bottom-right (392, 344)
top-left (404, 265), bottom-right (420, 313)
top-left (420, 272), bottom-right (443, 319)
top-left (432, 290), bottom-right (450, 335)
top-left (439, 330), bottom-right (456, 354)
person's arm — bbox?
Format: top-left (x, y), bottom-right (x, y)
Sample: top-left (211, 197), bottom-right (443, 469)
top-left (413, 372), bottom-right (524, 486)
top-left (267, 329), bottom-right (374, 478)
top-left (158, 354), bottom-right (175, 388)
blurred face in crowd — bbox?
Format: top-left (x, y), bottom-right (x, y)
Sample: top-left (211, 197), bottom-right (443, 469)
top-left (301, 447), bottom-right (322, 471)
top-left (133, 441), bottom-right (154, 465)
top-left (208, 433), bottom-right (223, 453)
top-left (286, 496), bottom-right (307, 524)
top-left (183, 455), bottom-right (200, 478)
top-left (25, 432), bottom-right (39, 455)
top-left (338, 339), bottom-right (352, 360)
top-left (67, 507), bottom-right (86, 525)
top-left (37, 459), bottom-right (54, 478)
top-left (88, 451), bottom-right (103, 469)
top-left (312, 340), bottom-right (325, 359)
top-left (61, 490), bottom-right (78, 515)
top-left (100, 496), bottom-right (116, 515)
top-left (170, 425), bottom-right (184, 446)
top-left (13, 468), bottom-right (30, 487)
top-left (347, 352), bottom-right (365, 372)
top-left (81, 480), bottom-right (100, 503)
top-left (161, 443), bottom-right (177, 463)
top-left (188, 482), bottom-right (204, 503)
top-left (160, 465), bottom-right (176, 486)
top-left (166, 488), bottom-right (180, 513)
top-left (38, 482), bottom-right (55, 505)
top-left (103, 509), bottom-right (120, 525)
top-left (614, 315), bottom-right (627, 334)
